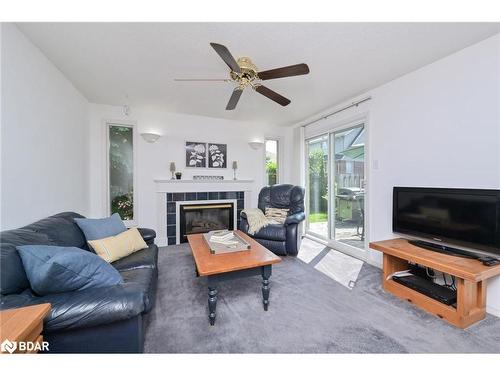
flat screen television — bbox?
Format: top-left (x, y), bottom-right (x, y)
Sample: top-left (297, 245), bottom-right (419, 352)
top-left (393, 187), bottom-right (500, 257)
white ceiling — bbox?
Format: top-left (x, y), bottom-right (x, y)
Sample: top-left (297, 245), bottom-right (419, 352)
top-left (17, 23), bottom-right (499, 126)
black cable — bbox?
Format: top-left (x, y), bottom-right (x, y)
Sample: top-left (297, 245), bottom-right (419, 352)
top-left (442, 273), bottom-right (449, 287)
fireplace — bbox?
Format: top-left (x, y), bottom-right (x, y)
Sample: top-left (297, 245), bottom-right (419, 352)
top-left (179, 202), bottom-right (235, 243)
top-left (164, 191), bottom-right (244, 245)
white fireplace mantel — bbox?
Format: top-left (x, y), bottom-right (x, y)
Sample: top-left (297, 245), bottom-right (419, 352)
top-left (154, 178), bottom-right (255, 193)
top-left (154, 178), bottom-right (255, 246)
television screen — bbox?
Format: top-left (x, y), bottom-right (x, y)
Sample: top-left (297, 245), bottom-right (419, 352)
top-left (393, 187), bottom-right (500, 255)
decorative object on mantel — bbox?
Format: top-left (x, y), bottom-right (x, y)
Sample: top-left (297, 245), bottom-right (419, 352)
top-left (175, 172), bottom-right (182, 180)
top-left (169, 162), bottom-right (176, 179)
top-left (186, 142), bottom-right (207, 168)
top-left (208, 143), bottom-right (227, 168)
top-left (232, 161), bottom-right (238, 180)
top-left (141, 132), bottom-right (161, 143)
top-left (248, 141), bottom-right (264, 150)
top-left (193, 175), bottom-right (224, 181)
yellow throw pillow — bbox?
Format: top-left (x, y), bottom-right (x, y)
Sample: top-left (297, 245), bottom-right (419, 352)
top-left (88, 227), bottom-right (148, 263)
top-left (265, 207), bottom-right (289, 224)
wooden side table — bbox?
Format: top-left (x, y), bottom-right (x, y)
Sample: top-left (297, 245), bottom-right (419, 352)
top-left (370, 239), bottom-right (500, 328)
top-left (0, 303), bottom-right (51, 354)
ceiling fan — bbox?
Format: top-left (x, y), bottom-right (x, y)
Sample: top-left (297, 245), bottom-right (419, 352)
top-left (174, 43), bottom-right (310, 110)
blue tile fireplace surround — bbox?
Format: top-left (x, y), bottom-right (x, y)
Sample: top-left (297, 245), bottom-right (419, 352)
top-left (166, 191), bottom-right (245, 245)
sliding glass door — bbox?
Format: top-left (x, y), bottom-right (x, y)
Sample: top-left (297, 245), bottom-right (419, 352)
top-left (305, 135), bottom-right (329, 239)
top-left (305, 123), bottom-right (366, 258)
top-left (331, 125), bottom-right (365, 252)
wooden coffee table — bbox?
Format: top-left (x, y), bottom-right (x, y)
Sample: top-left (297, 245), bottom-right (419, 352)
top-left (187, 230), bottom-right (281, 325)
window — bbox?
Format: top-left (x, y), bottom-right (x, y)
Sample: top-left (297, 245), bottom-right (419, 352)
top-left (265, 139), bottom-right (279, 185)
top-left (108, 123), bottom-right (135, 222)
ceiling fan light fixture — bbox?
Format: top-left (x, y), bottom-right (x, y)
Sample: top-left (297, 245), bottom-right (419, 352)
top-left (176, 42), bottom-right (310, 110)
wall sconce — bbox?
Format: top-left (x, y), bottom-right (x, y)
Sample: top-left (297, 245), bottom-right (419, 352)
top-left (248, 141), bottom-right (264, 150)
top-left (141, 133), bottom-right (161, 143)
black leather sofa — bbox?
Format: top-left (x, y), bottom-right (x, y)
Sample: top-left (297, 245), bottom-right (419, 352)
top-left (0, 212), bottom-right (158, 353)
top-left (240, 184), bottom-right (305, 256)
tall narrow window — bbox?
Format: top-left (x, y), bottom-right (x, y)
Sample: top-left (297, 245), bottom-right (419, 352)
top-left (265, 139), bottom-right (279, 185)
top-left (108, 124), bottom-right (135, 222)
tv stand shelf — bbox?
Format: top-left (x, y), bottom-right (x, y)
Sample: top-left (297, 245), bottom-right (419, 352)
top-left (370, 238), bottom-right (500, 328)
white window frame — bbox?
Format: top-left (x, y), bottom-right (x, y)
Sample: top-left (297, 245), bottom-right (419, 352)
top-left (263, 137), bottom-right (283, 185)
top-left (105, 120), bottom-right (138, 227)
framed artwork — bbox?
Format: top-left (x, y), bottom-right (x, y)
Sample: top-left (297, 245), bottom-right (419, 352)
top-left (208, 143), bottom-right (227, 168)
top-left (185, 142), bottom-right (207, 168)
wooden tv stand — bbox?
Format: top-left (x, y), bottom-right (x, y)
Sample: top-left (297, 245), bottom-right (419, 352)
top-left (370, 238), bottom-right (500, 328)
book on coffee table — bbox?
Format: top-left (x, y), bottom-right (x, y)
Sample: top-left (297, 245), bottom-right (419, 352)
top-left (202, 230), bottom-right (251, 254)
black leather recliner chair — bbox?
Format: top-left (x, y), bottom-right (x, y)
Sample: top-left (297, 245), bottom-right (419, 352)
top-left (240, 184), bottom-right (305, 256)
top-left (0, 212), bottom-right (158, 353)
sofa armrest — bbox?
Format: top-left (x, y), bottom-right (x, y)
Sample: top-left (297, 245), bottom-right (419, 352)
top-left (239, 213), bottom-right (249, 232)
top-left (284, 212), bottom-right (306, 226)
top-left (137, 228), bottom-right (156, 245)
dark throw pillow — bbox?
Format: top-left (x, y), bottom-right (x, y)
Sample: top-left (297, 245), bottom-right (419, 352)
top-left (16, 245), bottom-right (123, 295)
top-left (74, 213), bottom-right (127, 241)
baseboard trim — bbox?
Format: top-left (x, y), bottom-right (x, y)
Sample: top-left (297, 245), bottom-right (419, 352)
top-left (156, 237), bottom-right (167, 247)
top-left (487, 305), bottom-right (500, 318)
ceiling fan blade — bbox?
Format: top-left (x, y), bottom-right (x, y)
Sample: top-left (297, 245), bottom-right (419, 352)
top-left (258, 63), bottom-right (310, 80)
top-left (174, 78), bottom-right (230, 82)
top-left (226, 88), bottom-right (243, 110)
top-left (254, 85), bottom-right (291, 106)
top-left (210, 43), bottom-right (241, 73)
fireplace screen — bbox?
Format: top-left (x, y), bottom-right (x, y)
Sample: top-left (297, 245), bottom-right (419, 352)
top-left (179, 203), bottom-right (234, 242)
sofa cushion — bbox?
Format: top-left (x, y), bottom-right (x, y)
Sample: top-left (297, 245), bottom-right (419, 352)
top-left (74, 213), bottom-right (127, 241)
top-left (112, 244), bottom-right (158, 272)
top-left (88, 228), bottom-right (148, 263)
top-left (0, 283), bottom-right (148, 332)
top-left (258, 184), bottom-right (305, 215)
top-left (0, 230), bottom-right (53, 295)
top-left (25, 212), bottom-right (88, 249)
top-left (17, 245), bottom-right (123, 295)
top-left (252, 224), bottom-right (287, 241)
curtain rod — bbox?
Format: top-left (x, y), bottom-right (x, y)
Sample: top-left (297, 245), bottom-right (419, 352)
top-left (301, 96), bottom-right (372, 128)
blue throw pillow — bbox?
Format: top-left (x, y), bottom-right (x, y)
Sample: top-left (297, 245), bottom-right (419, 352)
top-left (16, 245), bottom-right (123, 295)
top-left (74, 213), bottom-right (127, 241)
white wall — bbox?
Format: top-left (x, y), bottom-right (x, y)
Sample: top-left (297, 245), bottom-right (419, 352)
top-left (88, 104), bottom-right (294, 232)
top-left (296, 34), bottom-right (500, 315)
top-left (1, 24), bottom-right (89, 230)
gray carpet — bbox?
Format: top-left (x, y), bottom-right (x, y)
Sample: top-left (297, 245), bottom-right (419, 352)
top-left (144, 243), bottom-right (500, 353)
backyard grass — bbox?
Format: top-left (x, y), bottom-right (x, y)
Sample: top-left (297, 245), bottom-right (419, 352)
top-left (308, 212), bottom-right (328, 223)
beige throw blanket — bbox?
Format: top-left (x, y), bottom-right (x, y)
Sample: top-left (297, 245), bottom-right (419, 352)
top-left (241, 208), bottom-right (270, 235)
